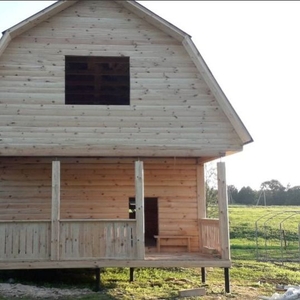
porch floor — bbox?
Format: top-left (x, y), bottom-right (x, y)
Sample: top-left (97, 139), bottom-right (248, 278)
top-left (0, 251), bottom-right (231, 270)
top-left (144, 251), bottom-right (230, 268)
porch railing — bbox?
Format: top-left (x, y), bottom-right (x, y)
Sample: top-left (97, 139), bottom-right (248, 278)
top-left (0, 219), bottom-right (137, 261)
top-left (0, 220), bottom-right (51, 260)
top-left (199, 218), bottom-right (220, 254)
top-left (59, 219), bottom-right (137, 259)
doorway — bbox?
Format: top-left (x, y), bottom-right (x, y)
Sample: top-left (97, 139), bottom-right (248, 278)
top-left (129, 197), bottom-right (158, 247)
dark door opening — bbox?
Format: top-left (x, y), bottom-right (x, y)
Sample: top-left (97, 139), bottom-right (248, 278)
top-left (129, 197), bottom-right (158, 247)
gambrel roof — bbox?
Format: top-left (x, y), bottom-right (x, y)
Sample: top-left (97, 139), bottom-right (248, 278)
top-left (0, 0), bottom-right (253, 157)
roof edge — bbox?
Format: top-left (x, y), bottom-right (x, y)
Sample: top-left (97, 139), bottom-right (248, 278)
top-left (121, 1), bottom-right (190, 42)
top-left (182, 36), bottom-right (253, 145)
top-left (0, 0), bottom-right (189, 56)
top-left (0, 32), bottom-right (11, 57)
top-left (0, 1), bottom-right (77, 56)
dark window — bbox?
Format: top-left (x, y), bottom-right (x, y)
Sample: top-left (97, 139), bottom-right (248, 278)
top-left (65, 56), bottom-right (130, 105)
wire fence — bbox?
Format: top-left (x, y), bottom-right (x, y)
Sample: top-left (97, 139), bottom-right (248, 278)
top-left (230, 211), bottom-right (300, 263)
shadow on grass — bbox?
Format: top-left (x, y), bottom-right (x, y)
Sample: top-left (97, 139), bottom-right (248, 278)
top-left (0, 269), bottom-right (122, 299)
top-left (0, 267), bottom-right (205, 300)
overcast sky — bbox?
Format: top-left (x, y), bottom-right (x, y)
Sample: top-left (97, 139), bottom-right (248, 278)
top-left (1, 1), bottom-right (300, 190)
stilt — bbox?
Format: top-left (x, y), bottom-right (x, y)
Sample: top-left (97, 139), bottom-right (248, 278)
top-left (201, 267), bottom-right (206, 283)
top-left (129, 267), bottom-right (135, 282)
top-left (224, 268), bottom-right (230, 293)
top-left (95, 268), bottom-right (101, 292)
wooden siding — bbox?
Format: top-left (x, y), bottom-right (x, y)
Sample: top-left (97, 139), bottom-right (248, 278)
top-left (0, 157), bottom-right (200, 252)
top-left (0, 0), bottom-right (242, 157)
top-left (0, 159), bottom-right (52, 220)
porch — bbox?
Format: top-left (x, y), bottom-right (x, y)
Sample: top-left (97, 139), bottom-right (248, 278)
top-left (0, 160), bottom-right (230, 269)
top-left (0, 216), bottom-right (230, 268)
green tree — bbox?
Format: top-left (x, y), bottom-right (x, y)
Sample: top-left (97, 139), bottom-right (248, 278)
top-left (261, 179), bottom-right (285, 192)
top-left (286, 186), bottom-right (300, 205)
top-left (236, 186), bottom-right (256, 205)
top-left (228, 185), bottom-right (238, 204)
top-left (260, 179), bottom-right (286, 205)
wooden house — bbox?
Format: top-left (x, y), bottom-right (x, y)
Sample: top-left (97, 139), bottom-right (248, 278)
top-left (0, 0), bottom-right (252, 291)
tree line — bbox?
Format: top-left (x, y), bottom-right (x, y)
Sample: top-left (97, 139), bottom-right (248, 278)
top-left (227, 180), bottom-right (300, 206)
top-left (204, 164), bottom-right (300, 206)
top-left (206, 179), bottom-right (300, 206)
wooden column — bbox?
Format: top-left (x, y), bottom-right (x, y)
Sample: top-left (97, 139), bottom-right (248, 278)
top-left (135, 161), bottom-right (145, 259)
top-left (217, 162), bottom-right (230, 260)
top-left (197, 161), bottom-right (206, 219)
top-left (197, 161), bottom-right (206, 251)
top-left (51, 161), bottom-right (60, 261)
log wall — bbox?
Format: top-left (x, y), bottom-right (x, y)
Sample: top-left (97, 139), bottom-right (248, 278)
top-left (0, 157), bottom-right (200, 251)
top-left (0, 0), bottom-right (242, 157)
top-left (0, 159), bottom-right (52, 220)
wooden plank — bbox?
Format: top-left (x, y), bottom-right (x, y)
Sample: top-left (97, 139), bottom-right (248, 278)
top-left (0, 256), bottom-right (232, 269)
top-left (0, 156), bottom-right (197, 165)
top-left (0, 146), bottom-right (232, 157)
top-left (0, 103), bottom-right (222, 115)
top-left (51, 161), bottom-right (60, 260)
top-left (135, 161), bottom-right (145, 259)
top-left (217, 162), bottom-right (230, 260)
top-left (179, 288), bottom-right (206, 297)
top-left (154, 235), bottom-right (193, 252)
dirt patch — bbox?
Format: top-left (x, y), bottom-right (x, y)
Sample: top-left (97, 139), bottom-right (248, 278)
top-left (0, 282), bottom-right (272, 299)
top-left (0, 283), bottom-right (95, 299)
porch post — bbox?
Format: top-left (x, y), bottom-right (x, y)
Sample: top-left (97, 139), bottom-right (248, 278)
top-left (197, 161), bottom-right (206, 219)
top-left (217, 162), bottom-right (230, 261)
top-left (51, 161), bottom-right (60, 261)
top-left (135, 161), bottom-right (145, 259)
top-left (197, 160), bottom-right (206, 252)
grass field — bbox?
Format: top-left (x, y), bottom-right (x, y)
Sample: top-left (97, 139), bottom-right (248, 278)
top-left (0, 205), bottom-right (299, 299)
top-left (229, 205), bottom-right (300, 262)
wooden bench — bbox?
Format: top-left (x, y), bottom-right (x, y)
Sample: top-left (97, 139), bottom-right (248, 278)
top-left (154, 235), bottom-right (193, 252)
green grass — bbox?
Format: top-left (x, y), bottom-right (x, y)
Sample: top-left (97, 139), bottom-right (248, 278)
top-left (0, 205), bottom-right (299, 299)
top-left (229, 205), bottom-right (300, 261)
top-left (1, 264), bottom-right (300, 300)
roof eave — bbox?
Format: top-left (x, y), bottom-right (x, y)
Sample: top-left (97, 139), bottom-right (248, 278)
top-left (0, 31), bottom-right (11, 57)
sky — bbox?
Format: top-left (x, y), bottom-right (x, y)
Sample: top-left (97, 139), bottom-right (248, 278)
top-left (0, 1), bottom-right (300, 191)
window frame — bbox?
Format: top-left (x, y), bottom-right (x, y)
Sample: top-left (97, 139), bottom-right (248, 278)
top-left (65, 55), bottom-right (130, 105)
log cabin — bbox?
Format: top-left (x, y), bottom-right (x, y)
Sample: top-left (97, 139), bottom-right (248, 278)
top-left (0, 0), bottom-right (252, 291)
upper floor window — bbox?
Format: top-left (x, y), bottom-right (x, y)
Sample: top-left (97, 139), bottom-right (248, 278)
top-left (65, 56), bottom-right (130, 105)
